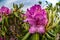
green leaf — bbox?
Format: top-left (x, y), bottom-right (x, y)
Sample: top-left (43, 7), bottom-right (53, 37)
top-left (22, 32), bottom-right (30, 40)
top-left (2, 26), bottom-right (7, 32)
top-left (13, 3), bottom-right (18, 9)
top-left (1, 26), bottom-right (7, 36)
top-left (45, 33), bottom-right (52, 39)
top-left (22, 23), bottom-right (29, 31)
top-left (14, 12), bottom-right (19, 17)
top-left (1, 31), bottom-right (5, 36)
top-left (19, 3), bottom-right (24, 9)
top-left (47, 31), bottom-right (55, 37)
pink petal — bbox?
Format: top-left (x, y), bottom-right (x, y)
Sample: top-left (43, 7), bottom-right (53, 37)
top-left (29, 25), bottom-right (36, 34)
top-left (0, 37), bottom-right (3, 40)
top-left (37, 25), bottom-right (45, 34)
top-left (24, 18), bottom-right (35, 25)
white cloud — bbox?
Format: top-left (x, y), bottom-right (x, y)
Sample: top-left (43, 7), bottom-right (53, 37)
top-left (46, 0), bottom-right (59, 6)
top-left (21, 0), bottom-right (40, 11)
top-left (0, 0), bottom-right (40, 10)
top-left (5, 0), bottom-right (17, 4)
top-left (4, 0), bottom-right (17, 8)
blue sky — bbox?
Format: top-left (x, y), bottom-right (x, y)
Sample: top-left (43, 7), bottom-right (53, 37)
top-left (0, 0), bottom-right (59, 11)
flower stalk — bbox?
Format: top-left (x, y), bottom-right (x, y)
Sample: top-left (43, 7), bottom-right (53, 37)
top-left (31, 33), bottom-right (39, 40)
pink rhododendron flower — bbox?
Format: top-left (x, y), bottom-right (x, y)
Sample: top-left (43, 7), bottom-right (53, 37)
top-left (0, 37), bottom-right (3, 40)
top-left (0, 6), bottom-right (11, 15)
top-left (24, 5), bottom-right (48, 34)
top-left (0, 6), bottom-right (11, 22)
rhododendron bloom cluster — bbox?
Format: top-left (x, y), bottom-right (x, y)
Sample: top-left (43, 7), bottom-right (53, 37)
top-left (0, 37), bottom-right (3, 40)
top-left (24, 5), bottom-right (48, 34)
top-left (0, 6), bottom-right (11, 15)
top-left (0, 6), bottom-right (11, 22)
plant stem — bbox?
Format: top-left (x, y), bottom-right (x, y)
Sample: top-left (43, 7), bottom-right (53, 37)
top-left (6, 17), bottom-right (8, 26)
top-left (2, 16), bottom-right (4, 28)
top-left (32, 33), bottom-right (39, 40)
top-left (35, 33), bottom-right (39, 40)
